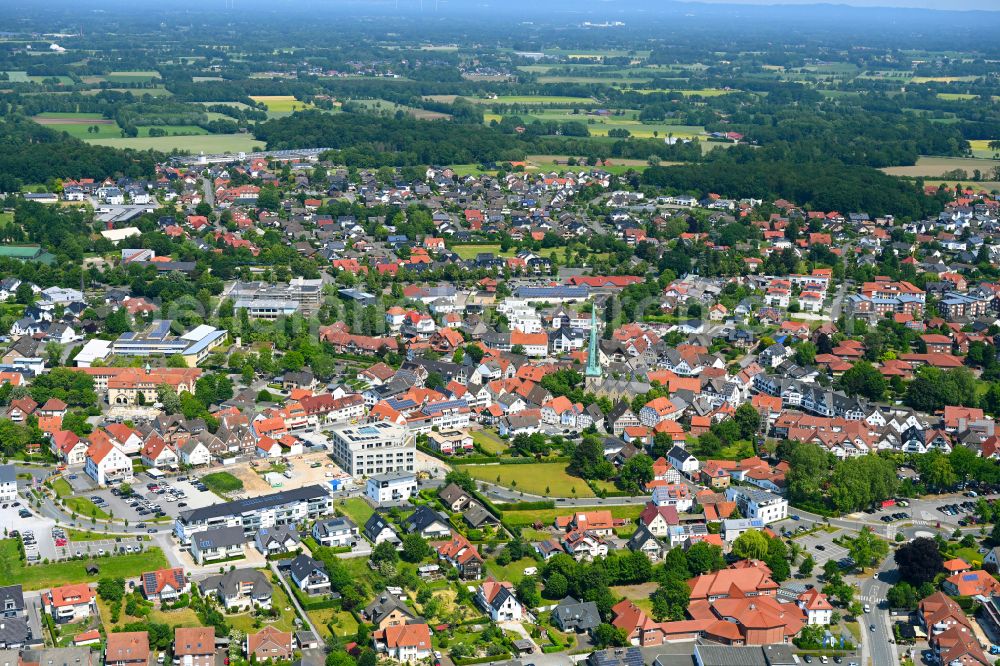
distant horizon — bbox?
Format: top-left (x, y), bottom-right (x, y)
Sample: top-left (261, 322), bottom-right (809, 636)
top-left (684, 0), bottom-right (999, 10)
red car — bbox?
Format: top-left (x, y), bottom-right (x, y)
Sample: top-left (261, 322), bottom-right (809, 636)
top-left (55, 538), bottom-right (67, 547)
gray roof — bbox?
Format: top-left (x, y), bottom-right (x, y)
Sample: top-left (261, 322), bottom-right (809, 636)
top-left (403, 505), bottom-right (450, 534)
top-left (363, 513), bottom-right (399, 541)
top-left (363, 592), bottom-right (416, 624)
top-left (0, 465), bottom-right (18, 485)
top-left (192, 525), bottom-right (245, 550)
top-left (463, 502), bottom-right (498, 528)
top-left (0, 617), bottom-right (31, 648)
top-left (288, 554), bottom-right (327, 582)
top-left (179, 485), bottom-right (328, 524)
top-left (438, 483), bottom-right (470, 507)
top-left (0, 585), bottom-right (24, 614)
top-left (552, 596), bottom-right (600, 631)
top-left (313, 516), bottom-right (356, 538)
top-left (199, 568), bottom-right (272, 601)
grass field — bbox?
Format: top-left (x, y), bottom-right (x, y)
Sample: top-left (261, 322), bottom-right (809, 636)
top-left (52, 477), bottom-right (73, 498)
top-left (65, 496), bottom-right (110, 520)
top-left (449, 244), bottom-right (517, 260)
top-left (0, 539), bottom-right (167, 590)
top-left (487, 556), bottom-right (537, 583)
top-left (911, 76), bottom-right (978, 83)
top-left (336, 497), bottom-right (375, 526)
top-left (881, 156), bottom-right (1000, 178)
top-left (476, 95), bottom-right (596, 105)
top-left (309, 608), bottom-right (359, 639)
top-left (350, 98), bottom-right (448, 120)
top-left (969, 140), bottom-right (999, 159)
top-left (458, 462), bottom-right (595, 498)
top-left (250, 95), bottom-right (315, 114)
top-left (936, 93), bottom-right (978, 101)
top-left (502, 504), bottom-right (643, 528)
top-left (88, 133), bottom-right (262, 153)
top-left (106, 71), bottom-right (160, 83)
top-left (472, 430), bottom-right (508, 455)
top-left (201, 471), bottom-right (244, 494)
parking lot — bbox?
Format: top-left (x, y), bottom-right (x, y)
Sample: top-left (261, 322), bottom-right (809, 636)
top-left (792, 529), bottom-right (851, 566)
top-left (51, 525), bottom-right (146, 560)
top-left (82, 474), bottom-right (221, 524)
top-left (1, 504), bottom-right (58, 561)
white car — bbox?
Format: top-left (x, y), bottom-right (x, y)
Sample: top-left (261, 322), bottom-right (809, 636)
top-left (98, 548), bottom-right (106, 556)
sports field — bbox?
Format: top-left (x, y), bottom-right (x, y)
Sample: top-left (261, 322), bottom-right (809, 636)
top-left (457, 462), bottom-right (595, 498)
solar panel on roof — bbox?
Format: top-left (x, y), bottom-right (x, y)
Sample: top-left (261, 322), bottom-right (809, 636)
top-left (359, 426), bottom-right (379, 434)
top-left (962, 573), bottom-right (979, 580)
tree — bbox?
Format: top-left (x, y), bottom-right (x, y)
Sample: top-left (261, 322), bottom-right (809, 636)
top-left (516, 576), bottom-right (541, 609)
top-left (894, 537), bottom-right (943, 585)
top-left (617, 454), bottom-right (654, 493)
top-left (568, 435), bottom-right (607, 480)
top-left (591, 623), bottom-right (627, 648)
top-left (733, 402), bottom-right (761, 440)
top-left (686, 541), bottom-right (725, 575)
top-left (764, 535), bottom-right (791, 582)
top-left (370, 541), bottom-right (399, 565)
top-left (650, 578), bottom-right (690, 621)
top-left (886, 581), bottom-right (918, 610)
top-left (105, 308), bottom-right (132, 336)
top-left (510, 344), bottom-right (526, 356)
top-left (731, 530), bottom-right (769, 561)
top-left (543, 572), bottom-right (569, 599)
top-left (798, 554), bottom-right (815, 577)
top-left (837, 361), bottom-right (887, 400)
top-left (14, 283), bottom-right (34, 305)
top-left (400, 533), bottom-right (431, 563)
top-left (847, 527), bottom-right (889, 570)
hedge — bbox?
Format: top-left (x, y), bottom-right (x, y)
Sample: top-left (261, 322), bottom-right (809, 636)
top-left (454, 654), bottom-right (511, 665)
top-left (498, 500), bottom-right (555, 512)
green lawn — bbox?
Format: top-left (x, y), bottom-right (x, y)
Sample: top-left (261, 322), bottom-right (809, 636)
top-left (52, 477), bottom-right (73, 498)
top-left (249, 95), bottom-right (316, 113)
top-left (44, 123), bottom-right (123, 140)
top-left (336, 497), bottom-right (375, 526)
top-left (200, 471), bottom-right (244, 494)
top-left (309, 608), bottom-right (359, 639)
top-left (458, 462), bottom-right (595, 498)
top-left (449, 244), bottom-right (517, 260)
top-left (502, 504), bottom-right (643, 528)
top-left (472, 430), bottom-right (508, 455)
top-left (67, 529), bottom-right (123, 542)
top-left (64, 496), bottom-right (110, 520)
top-left (87, 133), bottom-right (262, 153)
top-left (486, 556), bottom-right (538, 583)
top-left (0, 539), bottom-right (167, 590)
top-left (226, 573), bottom-right (298, 632)
top-left (945, 547), bottom-right (983, 566)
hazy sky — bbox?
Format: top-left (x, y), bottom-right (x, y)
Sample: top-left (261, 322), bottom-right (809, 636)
top-left (691, 0), bottom-right (1000, 10)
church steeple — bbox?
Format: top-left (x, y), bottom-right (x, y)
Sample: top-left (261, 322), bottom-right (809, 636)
top-left (585, 303), bottom-right (602, 378)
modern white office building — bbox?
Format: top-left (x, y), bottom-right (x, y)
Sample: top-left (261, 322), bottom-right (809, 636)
top-left (328, 421), bottom-right (414, 477)
top-left (366, 471), bottom-right (418, 505)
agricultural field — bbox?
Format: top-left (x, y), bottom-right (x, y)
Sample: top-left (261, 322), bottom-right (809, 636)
top-left (105, 71), bottom-right (161, 83)
top-left (32, 113), bottom-right (121, 139)
top-left (88, 133), bottom-right (263, 153)
top-left (250, 95), bottom-right (316, 114)
top-left (476, 95), bottom-right (597, 105)
top-left (969, 140), bottom-right (1000, 159)
top-left (349, 98), bottom-right (449, 120)
top-left (881, 156), bottom-right (1000, 179)
top-left (457, 462), bottom-right (595, 498)
top-left (0, 539), bottom-right (167, 590)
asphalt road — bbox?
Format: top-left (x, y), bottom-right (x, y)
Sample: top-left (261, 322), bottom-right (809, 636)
top-left (860, 557), bottom-right (900, 666)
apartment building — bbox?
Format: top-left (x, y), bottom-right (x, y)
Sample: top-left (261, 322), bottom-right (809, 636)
top-left (173, 485), bottom-right (332, 544)
top-left (329, 421), bottom-right (415, 477)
